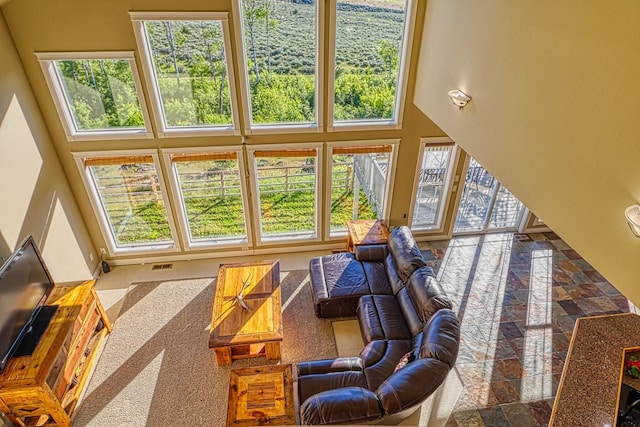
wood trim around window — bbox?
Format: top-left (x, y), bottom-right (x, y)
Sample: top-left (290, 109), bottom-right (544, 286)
top-left (253, 148), bottom-right (317, 158)
top-left (84, 156), bottom-right (154, 167)
top-left (171, 152), bottom-right (238, 162)
top-left (331, 145), bottom-right (392, 155)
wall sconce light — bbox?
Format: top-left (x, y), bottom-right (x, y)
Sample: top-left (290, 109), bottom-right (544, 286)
top-left (448, 89), bottom-right (472, 110)
top-left (625, 205), bottom-right (640, 237)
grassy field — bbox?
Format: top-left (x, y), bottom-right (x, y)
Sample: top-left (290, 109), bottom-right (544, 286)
top-left (93, 158), bottom-right (379, 245)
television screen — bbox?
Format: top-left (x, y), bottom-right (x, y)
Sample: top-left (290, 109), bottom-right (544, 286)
top-left (0, 236), bottom-right (53, 373)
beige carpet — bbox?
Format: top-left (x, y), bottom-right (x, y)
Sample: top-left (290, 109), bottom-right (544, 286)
top-left (73, 269), bottom-right (337, 427)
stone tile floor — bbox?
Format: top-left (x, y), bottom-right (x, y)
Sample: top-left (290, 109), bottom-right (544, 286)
top-left (420, 232), bottom-right (638, 427)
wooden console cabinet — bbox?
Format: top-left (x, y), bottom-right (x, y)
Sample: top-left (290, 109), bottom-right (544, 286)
top-left (0, 280), bottom-right (111, 427)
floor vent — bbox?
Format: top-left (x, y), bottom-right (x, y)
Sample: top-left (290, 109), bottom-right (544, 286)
top-left (151, 263), bottom-right (173, 270)
top-left (513, 233), bottom-right (531, 242)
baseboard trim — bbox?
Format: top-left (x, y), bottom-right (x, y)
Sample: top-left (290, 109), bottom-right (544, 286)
top-left (106, 242), bottom-right (343, 266)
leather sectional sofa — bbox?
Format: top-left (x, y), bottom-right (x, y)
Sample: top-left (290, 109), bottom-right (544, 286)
top-left (298, 226), bottom-right (461, 425)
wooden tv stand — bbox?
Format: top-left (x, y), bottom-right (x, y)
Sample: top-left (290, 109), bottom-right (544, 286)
top-left (0, 280), bottom-right (111, 427)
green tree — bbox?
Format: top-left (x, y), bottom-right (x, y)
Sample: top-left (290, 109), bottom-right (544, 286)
top-left (377, 39), bottom-right (399, 80)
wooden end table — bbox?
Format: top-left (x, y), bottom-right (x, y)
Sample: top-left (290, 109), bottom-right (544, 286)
top-left (346, 219), bottom-right (390, 253)
top-left (227, 364), bottom-right (295, 427)
top-left (209, 260), bottom-right (283, 366)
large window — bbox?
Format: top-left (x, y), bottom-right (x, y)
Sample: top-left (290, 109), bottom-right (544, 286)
top-left (164, 149), bottom-right (251, 248)
top-left (236, 0), bottom-right (320, 129)
top-left (329, 0), bottom-right (414, 128)
top-left (37, 52), bottom-right (152, 141)
top-left (248, 145), bottom-right (322, 242)
top-left (75, 153), bottom-right (177, 254)
top-left (326, 141), bottom-right (396, 237)
top-left (410, 143), bottom-right (455, 231)
top-left (454, 157), bottom-right (525, 233)
top-left (131, 12), bottom-right (238, 136)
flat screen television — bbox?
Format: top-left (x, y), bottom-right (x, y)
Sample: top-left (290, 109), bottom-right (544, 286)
top-left (0, 236), bottom-right (54, 373)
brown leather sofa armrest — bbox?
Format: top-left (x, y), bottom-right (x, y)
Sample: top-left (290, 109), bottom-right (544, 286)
top-left (299, 387), bottom-right (383, 425)
top-left (375, 358), bottom-right (450, 414)
top-left (298, 357), bottom-right (363, 376)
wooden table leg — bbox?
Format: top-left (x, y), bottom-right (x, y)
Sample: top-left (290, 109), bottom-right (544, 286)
top-left (213, 346), bottom-right (232, 366)
top-left (265, 342), bottom-right (281, 361)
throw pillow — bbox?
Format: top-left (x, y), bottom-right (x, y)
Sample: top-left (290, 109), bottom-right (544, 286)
top-left (394, 351), bottom-right (413, 373)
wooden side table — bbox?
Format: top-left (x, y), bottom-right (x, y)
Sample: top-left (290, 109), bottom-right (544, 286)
top-left (346, 219), bottom-right (390, 253)
top-left (209, 260), bottom-right (283, 366)
top-left (227, 364), bottom-right (295, 427)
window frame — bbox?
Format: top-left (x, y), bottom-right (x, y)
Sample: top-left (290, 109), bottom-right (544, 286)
top-left (408, 137), bottom-right (458, 235)
top-left (246, 142), bottom-right (323, 245)
top-left (327, 0), bottom-right (418, 132)
top-left (161, 146), bottom-right (254, 250)
top-left (324, 139), bottom-right (398, 240)
top-left (232, 0), bottom-right (324, 134)
top-left (36, 51), bottom-right (154, 142)
top-left (73, 149), bottom-right (180, 256)
top-left (130, 11), bottom-right (241, 137)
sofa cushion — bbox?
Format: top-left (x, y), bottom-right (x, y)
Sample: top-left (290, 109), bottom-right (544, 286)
top-left (418, 309), bottom-right (460, 369)
top-left (384, 254), bottom-right (405, 294)
top-left (395, 287), bottom-right (423, 337)
top-left (299, 387), bottom-right (383, 425)
top-left (309, 253), bottom-right (370, 318)
top-left (355, 244), bottom-right (388, 262)
top-left (406, 267), bottom-right (453, 322)
top-left (363, 261), bottom-right (393, 295)
top-left (357, 295), bottom-right (412, 343)
top-left (387, 226), bottom-right (426, 283)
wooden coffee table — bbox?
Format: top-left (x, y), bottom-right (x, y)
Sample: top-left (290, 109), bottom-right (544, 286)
top-left (209, 260), bottom-right (283, 366)
top-left (346, 219), bottom-right (390, 253)
top-left (227, 364), bottom-right (295, 427)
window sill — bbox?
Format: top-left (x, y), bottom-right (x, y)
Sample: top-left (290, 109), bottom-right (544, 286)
top-left (67, 130), bottom-right (154, 142)
top-left (328, 120), bottom-right (400, 133)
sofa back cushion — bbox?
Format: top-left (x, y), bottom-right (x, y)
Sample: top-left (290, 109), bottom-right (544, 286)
top-left (384, 254), bottom-right (405, 294)
top-left (418, 309), bottom-right (460, 369)
top-left (406, 267), bottom-right (452, 323)
top-left (387, 226), bottom-right (426, 283)
top-left (395, 287), bottom-right (423, 337)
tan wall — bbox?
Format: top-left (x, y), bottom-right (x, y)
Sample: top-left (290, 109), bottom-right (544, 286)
top-left (1, 0), bottom-right (444, 261)
top-left (0, 11), bottom-right (96, 281)
top-left (414, 0), bottom-right (640, 304)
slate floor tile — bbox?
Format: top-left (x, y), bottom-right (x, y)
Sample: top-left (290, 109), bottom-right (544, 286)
top-left (425, 232), bottom-right (631, 426)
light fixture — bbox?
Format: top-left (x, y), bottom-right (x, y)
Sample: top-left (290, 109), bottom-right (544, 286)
top-left (625, 205), bottom-right (640, 237)
top-left (448, 89), bottom-right (471, 110)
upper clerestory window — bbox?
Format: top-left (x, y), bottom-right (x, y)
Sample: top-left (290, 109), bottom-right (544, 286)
top-left (329, 0), bottom-right (416, 131)
top-left (235, 0), bottom-right (322, 133)
top-left (130, 12), bottom-right (240, 137)
top-left (36, 52), bottom-right (153, 141)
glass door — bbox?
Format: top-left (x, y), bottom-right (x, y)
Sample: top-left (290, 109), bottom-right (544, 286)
top-left (454, 157), bottom-right (525, 234)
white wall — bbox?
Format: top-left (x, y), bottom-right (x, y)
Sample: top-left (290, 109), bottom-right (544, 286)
top-left (414, 0), bottom-right (640, 304)
top-left (0, 11), bottom-right (97, 281)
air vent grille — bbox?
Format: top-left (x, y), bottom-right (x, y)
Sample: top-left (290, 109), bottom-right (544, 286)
top-left (513, 234), bottom-right (532, 242)
top-left (151, 263), bottom-right (173, 270)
